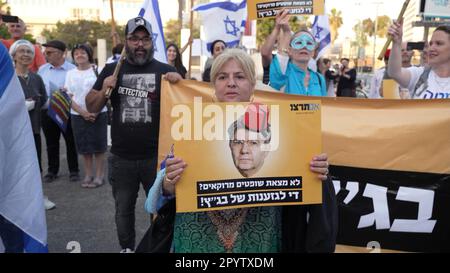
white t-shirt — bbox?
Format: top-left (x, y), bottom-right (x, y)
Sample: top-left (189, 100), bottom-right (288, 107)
top-left (369, 68), bottom-right (386, 99)
top-left (65, 67), bottom-right (107, 115)
top-left (369, 66), bottom-right (423, 99)
top-left (406, 67), bottom-right (450, 99)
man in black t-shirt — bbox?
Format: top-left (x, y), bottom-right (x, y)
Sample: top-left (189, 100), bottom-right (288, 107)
top-left (86, 16), bottom-right (181, 253)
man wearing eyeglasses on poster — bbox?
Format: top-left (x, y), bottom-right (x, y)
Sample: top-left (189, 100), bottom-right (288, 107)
top-left (228, 110), bottom-right (272, 178)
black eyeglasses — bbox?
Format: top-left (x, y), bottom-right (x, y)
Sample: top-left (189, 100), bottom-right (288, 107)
top-left (127, 36), bottom-right (152, 45)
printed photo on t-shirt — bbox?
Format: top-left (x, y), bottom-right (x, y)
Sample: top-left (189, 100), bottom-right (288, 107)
top-left (118, 74), bottom-right (156, 124)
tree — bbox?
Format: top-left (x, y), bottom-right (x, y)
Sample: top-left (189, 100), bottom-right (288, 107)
top-left (0, 0), bottom-right (10, 39)
top-left (353, 20), bottom-right (369, 49)
top-left (41, 20), bottom-right (124, 51)
top-left (164, 18), bottom-right (199, 47)
top-left (165, 19), bottom-right (181, 45)
top-left (374, 15), bottom-right (391, 38)
top-left (329, 8), bottom-right (343, 43)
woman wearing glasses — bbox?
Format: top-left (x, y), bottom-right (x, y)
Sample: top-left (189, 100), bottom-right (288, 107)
top-left (65, 43), bottom-right (107, 188)
top-left (263, 10), bottom-right (326, 97)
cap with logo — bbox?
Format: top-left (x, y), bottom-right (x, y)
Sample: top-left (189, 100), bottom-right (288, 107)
top-left (125, 17), bottom-right (153, 36)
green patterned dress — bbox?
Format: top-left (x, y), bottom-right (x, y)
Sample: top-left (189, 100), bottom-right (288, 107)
top-left (173, 206), bottom-right (281, 253)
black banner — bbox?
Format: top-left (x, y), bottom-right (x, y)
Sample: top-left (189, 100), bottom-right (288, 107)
top-left (331, 165), bottom-right (450, 252)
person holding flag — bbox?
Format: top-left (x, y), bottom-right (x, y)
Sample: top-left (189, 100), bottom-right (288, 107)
top-left (85, 16), bottom-right (182, 253)
top-left (0, 43), bottom-right (48, 253)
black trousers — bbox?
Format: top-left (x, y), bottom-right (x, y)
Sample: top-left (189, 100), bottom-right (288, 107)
top-left (0, 215), bottom-right (23, 253)
top-left (108, 154), bottom-right (157, 250)
top-left (41, 110), bottom-right (79, 175)
top-left (33, 133), bottom-right (42, 173)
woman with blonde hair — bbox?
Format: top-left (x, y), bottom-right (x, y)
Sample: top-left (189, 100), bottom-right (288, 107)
top-left (142, 48), bottom-right (337, 253)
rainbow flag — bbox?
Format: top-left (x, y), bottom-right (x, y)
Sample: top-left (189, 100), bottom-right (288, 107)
top-left (47, 90), bottom-right (71, 132)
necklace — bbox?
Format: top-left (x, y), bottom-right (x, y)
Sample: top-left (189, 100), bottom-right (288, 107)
top-left (17, 73), bottom-right (30, 86)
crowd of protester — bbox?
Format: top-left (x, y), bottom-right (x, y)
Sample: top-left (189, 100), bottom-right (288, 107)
top-left (1, 11), bottom-right (449, 253)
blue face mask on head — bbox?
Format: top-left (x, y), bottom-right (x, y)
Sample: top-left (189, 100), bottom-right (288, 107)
top-left (290, 33), bottom-right (317, 51)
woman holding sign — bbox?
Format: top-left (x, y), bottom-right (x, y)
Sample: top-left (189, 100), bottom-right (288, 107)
top-left (387, 21), bottom-right (450, 99)
top-left (263, 10), bottom-right (327, 97)
top-left (143, 48), bottom-right (337, 253)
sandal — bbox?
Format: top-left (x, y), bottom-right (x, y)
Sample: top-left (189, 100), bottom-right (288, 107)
top-left (81, 176), bottom-right (93, 188)
top-left (88, 177), bottom-right (104, 188)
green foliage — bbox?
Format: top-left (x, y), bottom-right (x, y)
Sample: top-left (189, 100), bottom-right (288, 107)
top-left (41, 20), bottom-right (124, 51)
top-left (329, 8), bottom-right (343, 43)
top-left (0, 0), bottom-right (10, 39)
top-left (0, 24), bottom-right (8, 39)
top-left (165, 19), bottom-right (181, 45)
top-left (164, 18), bottom-right (200, 48)
top-left (353, 15), bottom-right (392, 48)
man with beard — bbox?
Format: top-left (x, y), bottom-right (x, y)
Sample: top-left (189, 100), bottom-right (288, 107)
top-left (86, 17), bottom-right (181, 253)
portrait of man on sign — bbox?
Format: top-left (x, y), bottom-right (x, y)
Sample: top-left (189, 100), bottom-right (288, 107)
top-left (228, 103), bottom-right (271, 178)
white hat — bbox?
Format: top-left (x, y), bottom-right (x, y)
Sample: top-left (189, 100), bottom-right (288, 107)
top-left (9, 39), bottom-right (35, 58)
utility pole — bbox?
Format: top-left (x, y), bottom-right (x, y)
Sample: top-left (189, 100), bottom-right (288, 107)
top-left (372, 2), bottom-right (382, 70)
top-left (109, 0), bottom-right (118, 47)
top-left (187, 0), bottom-right (194, 79)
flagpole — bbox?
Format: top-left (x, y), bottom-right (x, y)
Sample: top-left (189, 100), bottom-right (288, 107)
top-left (110, 0), bottom-right (118, 47)
top-left (377, 0), bottom-right (410, 60)
top-left (187, 0), bottom-right (194, 79)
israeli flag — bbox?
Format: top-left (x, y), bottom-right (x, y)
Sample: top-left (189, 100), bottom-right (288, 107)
top-left (311, 15), bottom-right (331, 60)
top-left (193, 0), bottom-right (247, 54)
top-left (0, 44), bottom-right (48, 253)
top-left (138, 0), bottom-right (167, 63)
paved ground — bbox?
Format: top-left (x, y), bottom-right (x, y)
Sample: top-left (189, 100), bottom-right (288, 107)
top-left (42, 136), bottom-right (149, 253)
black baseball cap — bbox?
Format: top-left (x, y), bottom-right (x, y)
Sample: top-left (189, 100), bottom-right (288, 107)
top-left (125, 17), bottom-right (152, 36)
top-left (43, 40), bottom-right (66, 52)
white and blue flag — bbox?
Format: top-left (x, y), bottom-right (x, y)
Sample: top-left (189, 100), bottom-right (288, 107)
top-left (311, 15), bottom-right (331, 60)
top-left (193, 0), bottom-right (247, 54)
top-left (138, 0), bottom-right (167, 63)
top-left (0, 44), bottom-right (48, 253)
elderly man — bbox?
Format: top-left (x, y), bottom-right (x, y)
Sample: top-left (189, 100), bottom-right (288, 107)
top-left (228, 104), bottom-right (271, 178)
top-left (38, 40), bottom-right (79, 184)
top-left (1, 18), bottom-right (46, 72)
top-left (86, 17), bottom-right (182, 253)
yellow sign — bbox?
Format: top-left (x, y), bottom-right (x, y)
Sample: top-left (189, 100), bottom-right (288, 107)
top-left (382, 79), bottom-right (401, 99)
top-left (171, 100), bottom-right (322, 213)
top-left (247, 0), bottom-right (325, 20)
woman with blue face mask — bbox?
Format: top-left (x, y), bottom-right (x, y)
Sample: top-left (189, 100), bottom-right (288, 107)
top-left (265, 10), bottom-right (327, 96)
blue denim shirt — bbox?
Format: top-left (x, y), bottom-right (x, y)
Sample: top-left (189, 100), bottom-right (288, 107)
top-left (269, 54), bottom-right (327, 97)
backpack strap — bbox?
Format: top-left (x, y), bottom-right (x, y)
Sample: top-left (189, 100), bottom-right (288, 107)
top-left (412, 67), bottom-right (432, 98)
top-left (92, 64), bottom-right (99, 78)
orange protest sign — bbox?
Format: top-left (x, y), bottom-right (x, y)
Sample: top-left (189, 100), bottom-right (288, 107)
top-left (168, 99), bottom-right (322, 213)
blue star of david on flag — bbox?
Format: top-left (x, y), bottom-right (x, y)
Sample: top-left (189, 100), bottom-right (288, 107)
top-left (314, 26), bottom-right (323, 40)
top-left (152, 33), bottom-right (158, 52)
top-left (224, 15), bottom-right (240, 37)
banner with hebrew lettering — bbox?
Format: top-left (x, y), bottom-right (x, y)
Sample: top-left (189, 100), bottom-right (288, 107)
top-left (159, 79), bottom-right (450, 251)
top-left (247, 0), bottom-right (325, 20)
top-left (171, 100), bottom-right (322, 213)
